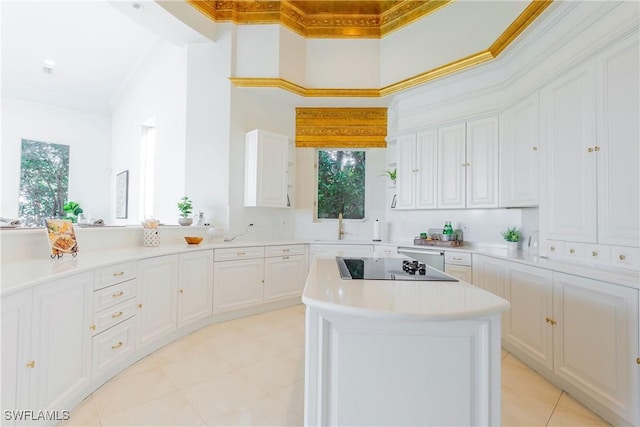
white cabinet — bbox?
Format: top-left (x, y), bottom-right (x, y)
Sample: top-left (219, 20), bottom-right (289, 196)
top-left (444, 251), bottom-right (472, 282)
top-left (503, 262), bottom-right (554, 371)
top-left (213, 257), bottom-right (264, 314)
top-left (264, 254), bottom-right (307, 303)
top-left (30, 272), bottom-right (93, 412)
top-left (500, 92), bottom-right (539, 207)
top-left (471, 255), bottom-right (505, 299)
top-left (177, 250), bottom-right (214, 328)
top-left (136, 255), bottom-right (178, 349)
top-left (552, 273), bottom-right (639, 426)
top-left (540, 35), bottom-right (639, 253)
top-left (395, 130), bottom-right (437, 209)
top-left (437, 123), bottom-right (466, 209)
top-left (244, 129), bottom-right (292, 208)
top-left (595, 34), bottom-right (640, 247)
top-left (437, 117), bottom-right (499, 209)
top-left (1, 290), bottom-right (32, 425)
top-left (444, 265), bottom-right (472, 283)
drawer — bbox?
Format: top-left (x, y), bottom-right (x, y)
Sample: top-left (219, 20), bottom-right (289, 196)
top-left (93, 279), bottom-right (136, 313)
top-left (92, 317), bottom-right (136, 378)
top-left (214, 246), bottom-right (264, 261)
top-left (544, 240), bottom-right (564, 258)
top-left (445, 251), bottom-right (472, 266)
top-left (585, 244), bottom-right (611, 266)
top-left (610, 246), bottom-right (640, 270)
top-left (95, 262), bottom-right (136, 290)
top-left (92, 298), bottom-right (137, 336)
top-left (564, 242), bottom-right (585, 261)
top-left (265, 244), bottom-right (306, 257)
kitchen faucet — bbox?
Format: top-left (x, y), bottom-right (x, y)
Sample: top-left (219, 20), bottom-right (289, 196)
top-left (338, 213), bottom-right (344, 240)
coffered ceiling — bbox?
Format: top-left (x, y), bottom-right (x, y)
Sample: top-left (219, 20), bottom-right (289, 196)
top-left (187, 0), bottom-right (452, 38)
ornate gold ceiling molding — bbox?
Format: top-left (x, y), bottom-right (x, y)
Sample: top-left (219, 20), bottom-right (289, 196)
top-left (186, 0), bottom-right (452, 38)
top-left (295, 108), bottom-right (388, 147)
top-left (229, 0), bottom-right (553, 98)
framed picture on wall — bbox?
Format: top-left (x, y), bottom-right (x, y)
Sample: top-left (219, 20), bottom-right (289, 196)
top-left (115, 170), bottom-right (128, 219)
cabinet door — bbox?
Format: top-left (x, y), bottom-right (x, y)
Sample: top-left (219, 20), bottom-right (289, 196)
top-left (596, 34), bottom-right (640, 247)
top-left (178, 250), bottom-right (214, 328)
top-left (264, 254), bottom-right (307, 303)
top-left (244, 129), bottom-right (289, 208)
top-left (30, 272), bottom-right (93, 412)
top-left (504, 263), bottom-right (553, 371)
top-left (500, 93), bottom-right (540, 207)
top-left (213, 258), bottom-right (264, 314)
top-left (444, 265), bottom-right (472, 283)
top-left (415, 129), bottom-right (438, 209)
top-left (471, 255), bottom-right (505, 298)
top-left (1, 290), bottom-right (32, 424)
top-left (466, 116), bottom-right (499, 208)
top-left (553, 273), bottom-right (639, 425)
top-left (395, 133), bottom-right (417, 209)
top-left (437, 123), bottom-right (466, 208)
top-left (137, 255), bottom-right (178, 349)
top-left (540, 61), bottom-right (597, 243)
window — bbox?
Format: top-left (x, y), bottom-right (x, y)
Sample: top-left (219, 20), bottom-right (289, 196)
top-left (139, 121), bottom-right (156, 220)
top-left (19, 139), bottom-right (70, 227)
top-left (316, 150), bottom-right (366, 219)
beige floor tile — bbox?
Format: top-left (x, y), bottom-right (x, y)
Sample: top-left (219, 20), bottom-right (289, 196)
top-left (92, 367), bottom-right (177, 419)
top-left (179, 371), bottom-right (268, 424)
top-left (194, 323), bottom-right (256, 350)
top-left (160, 353), bottom-right (234, 389)
top-left (547, 392), bottom-right (611, 427)
top-left (241, 354), bottom-right (304, 393)
top-left (211, 396), bottom-right (303, 427)
top-left (213, 339), bottom-right (281, 369)
top-left (258, 330), bottom-right (305, 359)
top-left (143, 334), bottom-right (210, 366)
top-left (270, 380), bottom-right (305, 415)
top-left (100, 392), bottom-right (205, 426)
top-left (58, 395), bottom-right (100, 427)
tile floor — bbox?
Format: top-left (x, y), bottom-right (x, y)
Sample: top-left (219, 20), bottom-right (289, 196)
top-left (61, 304), bottom-right (610, 427)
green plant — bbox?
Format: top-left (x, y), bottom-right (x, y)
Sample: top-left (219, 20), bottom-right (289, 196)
top-left (177, 196), bottom-right (193, 218)
top-left (501, 226), bottom-right (521, 242)
top-left (62, 201), bottom-right (83, 223)
top-left (380, 168), bottom-right (397, 181)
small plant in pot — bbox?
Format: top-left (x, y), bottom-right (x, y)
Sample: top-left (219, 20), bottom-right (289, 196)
top-left (63, 201), bottom-right (83, 223)
top-left (177, 196), bottom-right (193, 226)
top-left (380, 168), bottom-right (397, 184)
top-left (502, 226), bottom-right (521, 252)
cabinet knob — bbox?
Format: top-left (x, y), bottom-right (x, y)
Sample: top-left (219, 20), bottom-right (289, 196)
top-left (90, 325), bottom-right (96, 331)
top-left (545, 317), bottom-right (556, 325)
top-left (452, 257), bottom-right (463, 261)
top-left (137, 303), bottom-right (143, 309)
top-left (592, 251), bottom-right (598, 257)
top-left (569, 249), bottom-right (575, 254)
top-left (282, 249), bottom-right (290, 253)
top-left (532, 146), bottom-right (538, 151)
top-left (179, 289), bottom-right (184, 294)
top-left (619, 254), bottom-right (627, 261)
top-left (26, 360), bottom-right (36, 368)
top-left (111, 342), bottom-right (123, 350)
top-left (550, 246), bottom-right (556, 251)
top-left (594, 146), bottom-right (600, 152)
top-left (588, 147), bottom-right (594, 153)
top-left (237, 251), bottom-right (246, 256)
top-left (637, 357), bottom-right (640, 365)
top-left (282, 256), bottom-right (290, 260)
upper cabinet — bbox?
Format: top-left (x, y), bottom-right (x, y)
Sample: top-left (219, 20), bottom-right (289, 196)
top-left (395, 130), bottom-right (438, 209)
top-left (500, 93), bottom-right (540, 207)
top-left (437, 123), bottom-right (466, 209)
top-left (540, 34), bottom-right (639, 249)
top-left (244, 129), bottom-right (294, 208)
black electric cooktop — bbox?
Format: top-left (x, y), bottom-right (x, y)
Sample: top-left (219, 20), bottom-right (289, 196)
top-left (336, 257), bottom-right (458, 282)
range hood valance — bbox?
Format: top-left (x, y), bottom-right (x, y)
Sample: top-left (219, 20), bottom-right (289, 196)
top-left (295, 107), bottom-right (387, 148)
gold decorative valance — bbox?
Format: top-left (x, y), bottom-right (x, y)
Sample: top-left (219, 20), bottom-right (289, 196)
top-left (295, 107), bottom-right (387, 148)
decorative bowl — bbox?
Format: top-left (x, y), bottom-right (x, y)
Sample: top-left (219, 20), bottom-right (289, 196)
top-left (184, 236), bottom-right (203, 245)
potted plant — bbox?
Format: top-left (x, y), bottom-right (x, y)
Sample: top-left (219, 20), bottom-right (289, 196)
top-left (63, 201), bottom-right (83, 223)
top-left (501, 226), bottom-right (520, 252)
top-left (177, 196), bottom-right (193, 226)
top-left (380, 168), bottom-right (397, 184)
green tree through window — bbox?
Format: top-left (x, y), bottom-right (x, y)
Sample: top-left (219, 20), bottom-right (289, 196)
top-left (317, 150), bottom-right (365, 219)
top-left (19, 139), bottom-right (70, 227)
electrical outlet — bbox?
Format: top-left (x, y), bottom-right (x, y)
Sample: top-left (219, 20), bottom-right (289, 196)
top-left (463, 224), bottom-right (469, 232)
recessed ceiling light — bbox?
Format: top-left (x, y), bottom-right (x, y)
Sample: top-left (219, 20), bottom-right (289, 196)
top-left (131, 2), bottom-right (144, 11)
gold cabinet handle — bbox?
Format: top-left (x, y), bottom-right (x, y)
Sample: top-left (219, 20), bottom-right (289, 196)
top-left (112, 291), bottom-right (124, 298)
top-left (113, 271), bottom-right (124, 277)
top-left (592, 251), bottom-right (598, 257)
top-left (26, 360), bottom-right (36, 368)
top-left (282, 256), bottom-right (290, 260)
top-left (452, 257), bottom-right (463, 261)
top-left (111, 342), bottom-right (123, 350)
top-left (594, 146), bottom-right (600, 152)
top-left (179, 289), bottom-right (184, 294)
top-left (282, 249), bottom-right (290, 253)
top-left (112, 311), bottom-right (123, 319)
top-left (545, 317), bottom-right (557, 325)
top-left (588, 147), bottom-right (594, 153)
top-left (569, 249), bottom-right (575, 254)
top-left (532, 146), bottom-right (538, 151)
top-left (619, 254), bottom-right (626, 261)
top-left (550, 246), bottom-right (556, 251)
top-left (90, 325), bottom-right (96, 331)
top-left (237, 251), bottom-right (246, 256)
top-left (137, 303), bottom-right (143, 309)
top-left (637, 357), bottom-right (640, 365)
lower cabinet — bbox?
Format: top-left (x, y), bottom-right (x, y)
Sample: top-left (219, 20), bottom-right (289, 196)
top-left (213, 257), bottom-right (264, 314)
top-left (177, 250), bottom-right (214, 328)
top-left (444, 264), bottom-right (473, 282)
top-left (136, 255), bottom-right (178, 349)
top-left (472, 255), bottom-right (506, 299)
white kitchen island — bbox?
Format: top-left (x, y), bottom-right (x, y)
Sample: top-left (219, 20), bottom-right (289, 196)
top-left (302, 255), bottom-right (510, 427)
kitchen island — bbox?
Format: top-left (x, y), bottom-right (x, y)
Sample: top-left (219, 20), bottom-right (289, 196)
top-left (302, 254), bottom-right (510, 427)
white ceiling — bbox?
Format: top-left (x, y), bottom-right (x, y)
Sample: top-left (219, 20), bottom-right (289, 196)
top-left (1, 0), bottom-right (209, 116)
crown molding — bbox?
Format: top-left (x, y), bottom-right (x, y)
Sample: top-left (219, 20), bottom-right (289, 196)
top-left (227, 0), bottom-right (552, 97)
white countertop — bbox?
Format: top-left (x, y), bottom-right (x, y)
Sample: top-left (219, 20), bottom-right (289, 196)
top-left (302, 254), bottom-right (510, 321)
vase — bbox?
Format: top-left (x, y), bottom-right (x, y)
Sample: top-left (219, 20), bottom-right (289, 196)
top-left (178, 217), bottom-right (193, 226)
top-left (506, 241), bottom-right (519, 253)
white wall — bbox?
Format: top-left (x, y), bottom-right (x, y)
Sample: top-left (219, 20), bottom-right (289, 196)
top-left (0, 97), bottom-right (111, 221)
top-left (110, 40), bottom-right (187, 225)
top-left (306, 39), bottom-right (380, 88)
